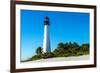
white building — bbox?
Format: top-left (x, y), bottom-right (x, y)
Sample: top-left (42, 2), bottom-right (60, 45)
top-left (43, 16), bottom-right (51, 53)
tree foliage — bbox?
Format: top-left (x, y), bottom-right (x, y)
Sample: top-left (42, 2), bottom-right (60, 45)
top-left (36, 47), bottom-right (43, 55)
top-left (26, 42), bottom-right (89, 61)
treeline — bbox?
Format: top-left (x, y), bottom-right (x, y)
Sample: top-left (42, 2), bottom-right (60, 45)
top-left (26, 42), bottom-right (89, 61)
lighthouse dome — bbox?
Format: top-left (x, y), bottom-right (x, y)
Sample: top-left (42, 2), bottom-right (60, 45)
top-left (44, 16), bottom-right (50, 25)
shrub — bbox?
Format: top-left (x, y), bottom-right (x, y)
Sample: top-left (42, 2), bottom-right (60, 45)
top-left (42, 52), bottom-right (54, 59)
top-left (31, 54), bottom-right (42, 60)
top-left (25, 42), bottom-right (89, 61)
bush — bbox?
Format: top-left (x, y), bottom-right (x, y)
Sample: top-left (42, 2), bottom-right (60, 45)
top-left (31, 54), bottom-right (42, 60)
top-left (76, 52), bottom-right (83, 56)
top-left (25, 42), bottom-right (89, 62)
top-left (62, 53), bottom-right (71, 57)
top-left (42, 52), bottom-right (54, 59)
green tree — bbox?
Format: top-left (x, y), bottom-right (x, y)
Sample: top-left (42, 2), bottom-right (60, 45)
top-left (25, 42), bottom-right (90, 62)
top-left (36, 47), bottom-right (43, 55)
top-left (57, 42), bottom-right (65, 48)
top-left (64, 42), bottom-right (69, 49)
top-left (81, 44), bottom-right (89, 51)
top-left (42, 52), bottom-right (54, 59)
top-left (73, 42), bottom-right (79, 48)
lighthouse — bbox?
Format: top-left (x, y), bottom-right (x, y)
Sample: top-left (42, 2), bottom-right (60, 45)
top-left (43, 16), bottom-right (51, 53)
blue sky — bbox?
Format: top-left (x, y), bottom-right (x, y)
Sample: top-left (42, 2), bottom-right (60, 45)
top-left (21, 9), bottom-right (90, 60)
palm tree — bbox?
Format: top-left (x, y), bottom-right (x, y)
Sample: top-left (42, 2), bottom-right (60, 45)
top-left (36, 47), bottom-right (43, 55)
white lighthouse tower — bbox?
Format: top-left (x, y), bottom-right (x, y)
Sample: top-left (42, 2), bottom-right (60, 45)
top-left (43, 16), bottom-right (51, 53)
